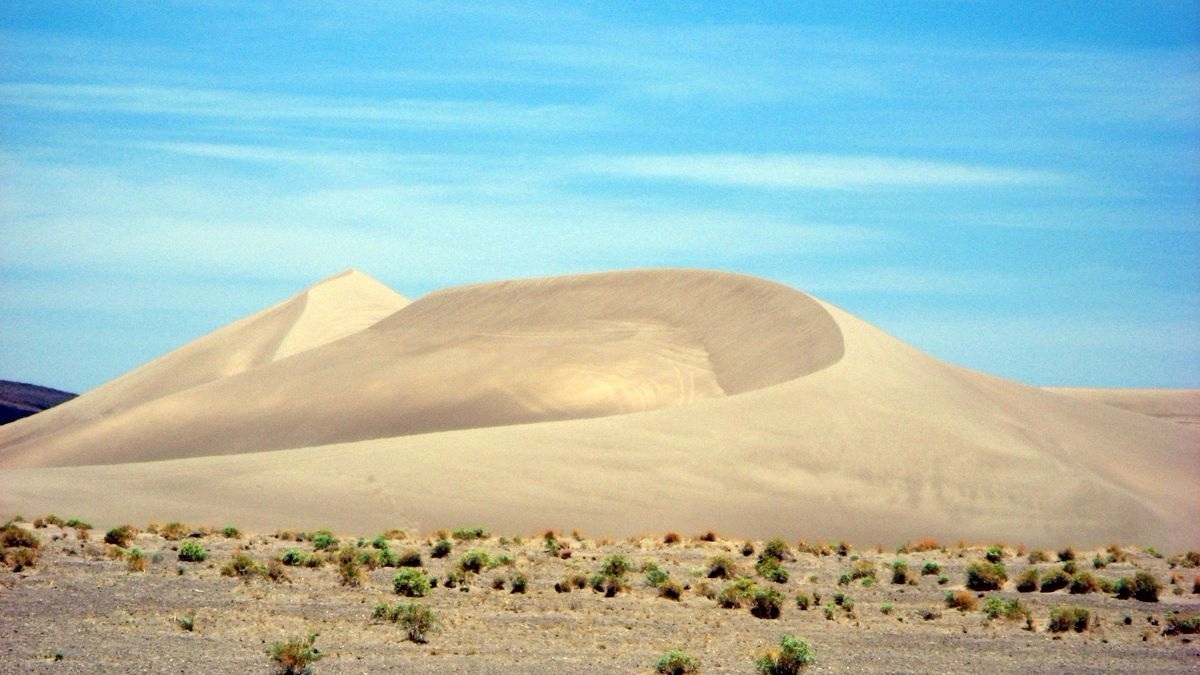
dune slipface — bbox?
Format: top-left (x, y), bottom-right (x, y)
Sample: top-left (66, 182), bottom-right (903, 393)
top-left (1, 268), bottom-right (1196, 549)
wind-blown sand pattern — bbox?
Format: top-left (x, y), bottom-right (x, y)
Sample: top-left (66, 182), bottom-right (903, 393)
top-left (1, 269), bottom-right (1196, 548)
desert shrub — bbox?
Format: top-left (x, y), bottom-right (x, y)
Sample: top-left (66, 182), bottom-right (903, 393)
top-left (589, 573), bottom-right (627, 597)
top-left (663, 532), bottom-right (682, 545)
top-left (880, 602), bottom-right (893, 615)
top-left (891, 560), bottom-right (910, 585)
top-left (160, 522), bottom-right (190, 541)
top-left (599, 554), bottom-right (633, 577)
top-left (451, 526), bottom-right (486, 540)
top-left (1057, 547), bottom-right (1076, 562)
top-left (175, 612), bottom-right (195, 632)
top-left (221, 553), bottom-right (265, 579)
top-left (1163, 611), bottom-right (1200, 635)
top-left (491, 575), bottom-right (506, 590)
top-left (1016, 568), bottom-right (1039, 592)
top-left (755, 633), bottom-right (814, 674)
top-left (394, 548), bottom-right (422, 567)
top-left (756, 558), bottom-right (789, 584)
top-left (697, 531), bottom-right (718, 542)
top-left (509, 571), bottom-right (528, 594)
top-left (1114, 572), bottom-right (1161, 602)
top-left (178, 539), bottom-right (207, 562)
top-left (460, 549), bottom-right (492, 574)
top-left (795, 592), bottom-right (811, 610)
top-left (280, 549), bottom-right (309, 566)
top-left (429, 538), bottom-right (452, 558)
top-left (309, 530), bottom-right (338, 551)
top-left (1069, 571), bottom-right (1100, 594)
top-left (1, 522), bottom-right (41, 565)
top-left (393, 568), bottom-right (431, 597)
top-left (655, 648), bottom-right (699, 675)
top-left (921, 560), bottom-right (940, 576)
top-left (658, 579), bottom-right (684, 601)
top-left (965, 561), bottom-right (1006, 591)
top-left (1039, 568), bottom-right (1070, 592)
top-left (1027, 550), bottom-right (1050, 564)
top-left (266, 560), bottom-right (291, 583)
top-left (707, 555), bottom-right (738, 579)
top-left (379, 602), bottom-right (439, 643)
top-left (1171, 551), bottom-right (1200, 568)
top-left (751, 587), bottom-right (784, 619)
top-left (945, 590), bottom-right (978, 612)
top-left (268, 632), bottom-right (321, 674)
top-left (983, 596), bottom-right (1028, 621)
top-left (1091, 554), bottom-right (1107, 569)
top-left (104, 525), bottom-right (136, 547)
top-left (555, 573), bottom-right (587, 593)
top-left (1193, 575), bottom-right (1200, 594)
top-left (338, 560), bottom-right (363, 587)
top-left (643, 563), bottom-right (670, 588)
top-left (761, 538), bottom-right (791, 562)
top-left (741, 541), bottom-right (756, 557)
top-left (985, 545), bottom-right (1004, 563)
top-left (40, 515), bottom-right (66, 528)
top-left (65, 518), bottom-right (90, 530)
top-left (1047, 605), bottom-right (1090, 633)
top-left (718, 577), bottom-right (759, 608)
top-left (126, 548), bottom-right (147, 572)
top-left (1061, 559), bottom-right (1077, 575)
top-left (220, 526), bottom-right (241, 539)
top-left (848, 559), bottom-right (876, 583)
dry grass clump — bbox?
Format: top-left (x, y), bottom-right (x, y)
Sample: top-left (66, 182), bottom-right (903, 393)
top-left (1, 522), bottom-right (41, 571)
top-left (1114, 571), bottom-right (1161, 602)
top-left (160, 522), bottom-right (191, 541)
top-left (965, 561), bottom-right (1006, 591)
top-left (1039, 567), bottom-right (1070, 593)
top-left (104, 525), bottom-right (138, 547)
top-left (221, 552), bottom-right (266, 580)
top-left (1047, 605), bottom-right (1090, 633)
top-left (267, 632), bottom-right (321, 674)
top-left (707, 555), bottom-right (739, 579)
top-left (655, 648), bottom-right (699, 674)
top-left (697, 531), bottom-right (719, 543)
top-left (754, 633), bottom-right (814, 674)
top-left (1016, 568), bottom-right (1039, 593)
top-left (944, 590), bottom-right (978, 612)
top-left (663, 532), bottom-right (681, 545)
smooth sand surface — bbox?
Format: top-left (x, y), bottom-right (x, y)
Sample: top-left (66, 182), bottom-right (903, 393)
top-left (1046, 387), bottom-right (1200, 427)
top-left (1, 269), bottom-right (1196, 549)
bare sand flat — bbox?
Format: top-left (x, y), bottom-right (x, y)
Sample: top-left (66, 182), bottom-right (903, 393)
top-left (1, 269), bottom-right (1196, 550)
top-left (1046, 388), bottom-right (1200, 427)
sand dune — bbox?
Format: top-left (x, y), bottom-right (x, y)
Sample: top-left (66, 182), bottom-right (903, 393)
top-left (1046, 387), bottom-right (1200, 427)
top-left (1, 269), bottom-right (1196, 549)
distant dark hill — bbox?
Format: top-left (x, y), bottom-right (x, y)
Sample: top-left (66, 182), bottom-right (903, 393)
top-left (0, 380), bottom-right (77, 425)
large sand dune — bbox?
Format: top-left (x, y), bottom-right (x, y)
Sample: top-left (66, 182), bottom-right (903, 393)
top-left (1, 269), bottom-right (1196, 549)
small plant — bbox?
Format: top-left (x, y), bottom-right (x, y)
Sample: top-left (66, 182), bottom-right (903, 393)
top-left (388, 602), bottom-right (439, 642)
top-left (1057, 547), bottom-right (1076, 562)
top-left (741, 541), bottom-right (756, 556)
top-left (1047, 605), bottom-right (1090, 633)
top-left (755, 633), bottom-right (814, 674)
top-left (718, 577), bottom-right (759, 608)
top-left (1163, 611), bottom-right (1200, 635)
top-left (267, 560), bottom-right (292, 583)
top-left (509, 571), bottom-right (528, 594)
top-left (982, 596), bottom-right (1029, 621)
top-left (795, 592), bottom-right (811, 610)
top-left (1114, 572), bottom-right (1162, 602)
top-left (880, 602), bottom-right (893, 615)
top-left (1, 524), bottom-right (41, 571)
top-left (658, 579), bottom-right (684, 600)
top-left (220, 526), bottom-right (241, 539)
top-left (589, 572), bottom-right (627, 597)
top-left (1016, 568), bottom-right (1039, 592)
top-left (160, 522), bottom-right (190, 541)
top-left (177, 539), bottom-right (207, 562)
top-left (985, 545), bottom-right (1004, 563)
top-left (891, 560), bottom-right (910, 584)
top-left (655, 648), bottom-right (699, 675)
top-left (1039, 567), bottom-right (1070, 592)
top-left (280, 549), bottom-right (309, 566)
top-left (1027, 550), bottom-right (1050, 564)
top-left (965, 561), bottom-right (1006, 591)
top-left (921, 560), bottom-right (940, 576)
top-left (1069, 571), bottom-right (1100, 594)
top-left (945, 590), bottom-right (978, 612)
top-left (644, 563), bottom-right (670, 588)
top-left (268, 632), bottom-right (322, 674)
top-left (600, 554), bottom-right (633, 577)
top-left (756, 559), bottom-right (789, 584)
top-left (104, 525), bottom-right (136, 547)
top-left (395, 548), bottom-right (422, 567)
top-left (393, 568), bottom-right (431, 597)
top-left (663, 532), bottom-right (682, 545)
top-left (459, 549), bottom-right (492, 574)
top-left (221, 552), bottom-right (265, 579)
top-left (697, 531), bottom-right (718, 542)
top-left (126, 548), bottom-right (147, 572)
top-left (175, 612), bottom-right (195, 632)
top-left (431, 539), bottom-right (452, 558)
top-left (761, 538), bottom-right (791, 562)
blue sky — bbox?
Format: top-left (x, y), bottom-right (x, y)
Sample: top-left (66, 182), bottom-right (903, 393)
top-left (1, 1), bottom-right (1198, 392)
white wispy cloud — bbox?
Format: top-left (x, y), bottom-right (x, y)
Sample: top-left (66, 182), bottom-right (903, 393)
top-left (584, 154), bottom-right (1063, 190)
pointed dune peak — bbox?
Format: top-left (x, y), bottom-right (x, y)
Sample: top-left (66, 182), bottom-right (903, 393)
top-left (273, 268), bottom-right (409, 361)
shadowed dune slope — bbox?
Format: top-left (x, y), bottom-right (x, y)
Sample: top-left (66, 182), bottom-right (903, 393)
top-left (0, 270), bottom-right (844, 466)
top-left (1, 269), bottom-right (1196, 549)
top-left (1046, 387), bottom-right (1200, 427)
top-left (0, 269), bottom-right (408, 453)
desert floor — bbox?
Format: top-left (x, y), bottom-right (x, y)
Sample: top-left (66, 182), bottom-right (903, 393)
top-left (1, 520), bottom-right (1198, 674)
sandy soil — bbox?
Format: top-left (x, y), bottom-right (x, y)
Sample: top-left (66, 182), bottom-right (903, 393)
top-left (2, 521), bottom-right (1198, 673)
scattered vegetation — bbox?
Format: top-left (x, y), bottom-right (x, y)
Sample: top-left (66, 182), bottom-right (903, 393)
top-left (373, 602), bottom-right (439, 643)
top-left (755, 633), bottom-right (814, 674)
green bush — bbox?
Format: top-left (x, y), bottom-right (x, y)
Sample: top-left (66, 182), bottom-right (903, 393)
top-left (921, 560), bottom-right (941, 576)
top-left (707, 555), bottom-right (738, 579)
top-left (459, 549), bottom-right (492, 574)
top-left (982, 596), bottom-right (1028, 621)
top-left (338, 560), bottom-right (363, 587)
top-left (756, 558), bottom-right (789, 583)
top-left (985, 545), bottom-right (1004, 563)
top-left (750, 587), bottom-right (784, 619)
top-left (280, 549), bottom-right (309, 566)
top-left (718, 577), bottom-right (759, 608)
top-left (1047, 605), bottom-right (1090, 633)
top-left (658, 579), bottom-right (684, 601)
top-left (965, 561), bottom-right (1006, 591)
top-left (655, 649), bottom-right (700, 675)
top-left (1114, 572), bottom-right (1161, 602)
top-left (220, 526), bottom-right (241, 539)
top-left (891, 560), bottom-right (910, 584)
top-left (267, 632), bottom-right (321, 674)
top-left (509, 571), bottom-right (528, 594)
top-left (795, 592), bottom-right (811, 610)
top-left (600, 554), bottom-right (633, 577)
top-left (309, 530), bottom-right (338, 551)
top-left (451, 527), bottom-right (486, 540)
top-left (1015, 568), bottom-right (1039, 592)
top-left (644, 563), bottom-right (670, 588)
top-left (373, 602), bottom-right (439, 643)
top-left (393, 568), bottom-right (431, 597)
top-left (761, 538), bottom-right (791, 562)
top-left (1069, 571), bottom-right (1100, 594)
top-left (1164, 611), bottom-right (1200, 635)
top-left (178, 539), bottom-right (207, 562)
top-left (431, 539), bottom-right (452, 558)
top-left (221, 553), bottom-right (265, 579)
top-left (755, 633), bottom-right (814, 674)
